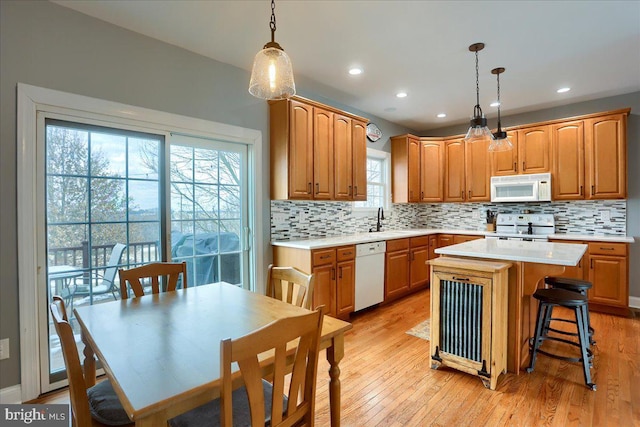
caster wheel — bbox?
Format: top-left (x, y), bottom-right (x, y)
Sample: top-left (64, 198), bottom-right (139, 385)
top-left (526, 367), bottom-right (534, 373)
top-left (587, 383), bottom-right (597, 391)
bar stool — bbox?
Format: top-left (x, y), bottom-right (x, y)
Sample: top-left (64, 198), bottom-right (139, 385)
top-left (545, 276), bottom-right (595, 345)
top-left (526, 288), bottom-right (596, 390)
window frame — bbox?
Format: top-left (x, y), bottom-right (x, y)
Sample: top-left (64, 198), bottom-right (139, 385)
top-left (352, 148), bottom-right (392, 216)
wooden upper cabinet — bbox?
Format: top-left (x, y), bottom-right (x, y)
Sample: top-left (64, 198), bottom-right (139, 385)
top-left (551, 120), bottom-right (585, 200)
top-left (420, 139), bottom-right (444, 202)
top-left (490, 130), bottom-right (519, 176)
top-left (465, 138), bottom-right (491, 201)
top-left (391, 135), bottom-right (421, 203)
top-left (313, 107), bottom-right (334, 200)
top-left (352, 119), bottom-right (367, 201)
top-left (518, 126), bottom-right (550, 174)
top-left (269, 96), bottom-right (368, 201)
top-left (444, 138), bottom-right (465, 202)
top-left (585, 113), bottom-right (627, 199)
top-left (333, 113), bottom-right (353, 201)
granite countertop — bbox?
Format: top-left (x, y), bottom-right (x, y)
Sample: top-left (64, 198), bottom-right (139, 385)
top-left (271, 228), bottom-right (634, 250)
top-left (434, 239), bottom-right (588, 266)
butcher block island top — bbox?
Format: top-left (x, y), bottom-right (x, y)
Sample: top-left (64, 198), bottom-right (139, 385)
top-left (435, 239), bottom-right (588, 266)
top-left (433, 239), bottom-right (588, 376)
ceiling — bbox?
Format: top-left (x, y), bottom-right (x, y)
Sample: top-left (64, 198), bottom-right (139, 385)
top-left (52, 0), bottom-right (640, 131)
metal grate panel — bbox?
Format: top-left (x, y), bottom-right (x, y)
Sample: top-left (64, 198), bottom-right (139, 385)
top-left (440, 279), bottom-right (483, 362)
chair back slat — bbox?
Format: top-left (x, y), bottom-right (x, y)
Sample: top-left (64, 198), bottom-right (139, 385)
top-left (50, 296), bottom-right (93, 427)
top-left (266, 265), bottom-right (314, 310)
top-left (220, 306), bottom-right (324, 427)
top-left (118, 262), bottom-right (187, 299)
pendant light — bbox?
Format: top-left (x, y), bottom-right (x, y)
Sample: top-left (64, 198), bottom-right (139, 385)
top-left (249, 0), bottom-right (296, 100)
top-left (488, 67), bottom-right (514, 152)
top-left (463, 43), bottom-right (494, 143)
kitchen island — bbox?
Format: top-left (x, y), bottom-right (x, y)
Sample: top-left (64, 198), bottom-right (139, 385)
top-left (434, 239), bottom-right (588, 373)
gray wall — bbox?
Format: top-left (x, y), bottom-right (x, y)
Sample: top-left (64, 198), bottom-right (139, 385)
top-left (423, 92), bottom-right (640, 303)
top-left (0, 0), bottom-right (414, 389)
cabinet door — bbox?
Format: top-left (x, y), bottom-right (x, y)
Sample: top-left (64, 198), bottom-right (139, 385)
top-left (585, 114), bottom-right (627, 199)
top-left (312, 263), bottom-right (335, 316)
top-left (410, 245), bottom-right (429, 289)
top-left (518, 126), bottom-right (550, 174)
top-left (408, 137), bottom-right (421, 202)
top-left (551, 121), bottom-right (585, 200)
top-left (352, 120), bottom-right (367, 201)
top-left (465, 138), bottom-right (491, 201)
top-left (336, 259), bottom-right (355, 318)
top-left (444, 139), bottom-right (465, 202)
top-left (588, 255), bottom-right (627, 307)
top-left (385, 249), bottom-right (410, 300)
top-left (288, 100), bottom-right (314, 199)
top-left (490, 131), bottom-right (519, 176)
top-left (333, 114), bottom-right (353, 201)
top-left (420, 140), bottom-right (444, 202)
top-left (428, 236), bottom-right (438, 260)
top-left (313, 107), bottom-right (334, 200)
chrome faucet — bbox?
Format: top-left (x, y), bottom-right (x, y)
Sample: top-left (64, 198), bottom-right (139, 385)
top-left (370, 207), bottom-right (384, 232)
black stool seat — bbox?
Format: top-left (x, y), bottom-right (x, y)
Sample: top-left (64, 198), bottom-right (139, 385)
top-left (527, 287), bottom-right (596, 391)
top-left (545, 276), bottom-right (595, 345)
top-left (545, 276), bottom-right (592, 293)
top-left (533, 288), bottom-right (587, 306)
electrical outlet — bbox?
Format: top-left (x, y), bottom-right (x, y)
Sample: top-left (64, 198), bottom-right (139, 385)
top-left (0, 338), bottom-right (9, 360)
top-left (272, 213), bottom-right (287, 223)
top-left (600, 210), bottom-right (610, 222)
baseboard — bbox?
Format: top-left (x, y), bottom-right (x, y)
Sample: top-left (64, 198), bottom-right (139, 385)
top-left (629, 296), bottom-right (640, 310)
top-left (0, 384), bottom-right (22, 404)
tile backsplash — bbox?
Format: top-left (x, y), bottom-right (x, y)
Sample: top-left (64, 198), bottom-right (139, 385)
top-left (270, 200), bottom-right (627, 241)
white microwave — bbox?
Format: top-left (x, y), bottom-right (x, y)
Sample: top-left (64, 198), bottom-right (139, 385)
top-left (490, 173), bottom-right (551, 202)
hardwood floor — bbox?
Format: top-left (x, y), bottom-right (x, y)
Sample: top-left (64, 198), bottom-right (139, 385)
top-left (33, 289), bottom-right (639, 426)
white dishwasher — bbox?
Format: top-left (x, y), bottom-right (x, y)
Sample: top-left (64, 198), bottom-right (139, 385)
top-left (355, 241), bottom-right (386, 311)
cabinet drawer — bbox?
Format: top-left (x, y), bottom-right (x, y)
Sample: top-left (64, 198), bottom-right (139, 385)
top-left (588, 242), bottom-right (627, 256)
top-left (386, 238), bottom-right (410, 252)
top-left (312, 248), bottom-right (336, 266)
top-left (336, 245), bottom-right (355, 261)
top-left (410, 236), bottom-right (430, 247)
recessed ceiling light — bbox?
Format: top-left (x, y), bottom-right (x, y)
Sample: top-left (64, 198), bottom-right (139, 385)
top-left (396, 92), bottom-right (407, 98)
top-left (557, 87), bottom-right (571, 93)
top-left (436, 113), bottom-right (447, 118)
top-left (490, 101), bottom-right (500, 107)
top-left (348, 67), bottom-right (362, 75)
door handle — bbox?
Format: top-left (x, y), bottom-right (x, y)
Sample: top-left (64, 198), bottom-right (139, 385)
top-left (580, 185), bottom-right (583, 196)
top-left (339, 266), bottom-right (343, 279)
top-left (453, 276), bottom-right (470, 282)
top-left (468, 190), bottom-right (472, 199)
top-left (316, 183), bottom-right (320, 194)
top-left (461, 190), bottom-right (464, 200)
top-left (591, 185), bottom-right (595, 195)
top-left (514, 161), bottom-right (517, 172)
top-left (307, 182), bottom-right (312, 194)
top-left (523, 161), bottom-right (526, 170)
top-left (348, 185), bottom-right (352, 196)
top-left (331, 268), bottom-right (336, 280)
top-left (354, 186), bottom-right (358, 196)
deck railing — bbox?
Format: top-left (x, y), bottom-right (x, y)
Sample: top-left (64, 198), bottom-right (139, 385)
top-left (48, 241), bottom-right (159, 270)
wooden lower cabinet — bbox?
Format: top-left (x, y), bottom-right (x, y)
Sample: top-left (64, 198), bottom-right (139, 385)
top-left (336, 248), bottom-right (356, 318)
top-left (385, 239), bottom-right (410, 301)
top-left (453, 234), bottom-right (483, 244)
top-left (273, 244), bottom-right (355, 320)
top-left (548, 240), bottom-right (629, 315)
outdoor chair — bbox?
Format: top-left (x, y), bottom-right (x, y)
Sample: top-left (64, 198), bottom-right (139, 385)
top-left (49, 295), bottom-right (132, 427)
top-left (71, 243), bottom-right (126, 308)
top-left (169, 306), bottom-right (325, 427)
top-left (118, 261), bottom-right (188, 299)
top-left (266, 264), bottom-right (315, 310)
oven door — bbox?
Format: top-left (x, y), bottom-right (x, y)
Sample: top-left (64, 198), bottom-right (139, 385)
top-left (491, 181), bottom-right (539, 202)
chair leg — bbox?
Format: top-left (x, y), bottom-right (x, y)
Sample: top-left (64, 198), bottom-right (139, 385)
top-left (575, 307), bottom-right (596, 391)
top-left (527, 302), bottom-right (548, 373)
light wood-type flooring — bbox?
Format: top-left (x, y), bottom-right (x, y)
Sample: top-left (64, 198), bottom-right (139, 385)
top-left (33, 288), bottom-right (639, 426)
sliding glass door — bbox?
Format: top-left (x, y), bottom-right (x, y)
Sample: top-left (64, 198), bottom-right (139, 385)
top-left (40, 117), bottom-right (250, 391)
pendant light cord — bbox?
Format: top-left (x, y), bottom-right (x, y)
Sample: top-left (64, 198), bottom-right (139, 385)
top-left (473, 49), bottom-right (483, 118)
top-left (496, 71), bottom-right (502, 131)
top-left (270, 0), bottom-right (277, 43)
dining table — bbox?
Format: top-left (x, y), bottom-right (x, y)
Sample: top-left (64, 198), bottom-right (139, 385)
top-left (73, 282), bottom-right (352, 427)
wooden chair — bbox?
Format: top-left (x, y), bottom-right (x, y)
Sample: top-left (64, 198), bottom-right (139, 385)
top-left (49, 296), bottom-right (132, 427)
top-left (266, 264), bottom-right (315, 310)
top-left (169, 306), bottom-right (325, 427)
top-left (118, 262), bottom-right (187, 299)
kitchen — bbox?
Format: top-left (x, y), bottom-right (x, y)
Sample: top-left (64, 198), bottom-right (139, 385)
top-left (1, 1), bottom-right (639, 425)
